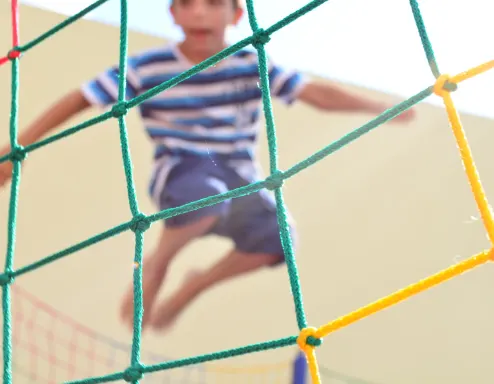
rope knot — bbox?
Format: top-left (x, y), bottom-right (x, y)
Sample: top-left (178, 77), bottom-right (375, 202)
top-left (297, 327), bottom-right (322, 353)
top-left (10, 146), bottom-right (26, 162)
top-left (306, 335), bottom-right (322, 347)
top-left (111, 102), bottom-right (128, 118)
top-left (7, 49), bottom-right (21, 60)
top-left (252, 29), bottom-right (271, 48)
top-left (130, 213), bottom-right (151, 233)
top-left (0, 271), bottom-right (14, 286)
top-left (433, 74), bottom-right (457, 97)
top-left (265, 170), bottom-right (284, 190)
top-left (123, 365), bottom-right (143, 382)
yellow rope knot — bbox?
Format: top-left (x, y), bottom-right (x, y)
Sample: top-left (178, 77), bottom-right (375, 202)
top-left (296, 327), bottom-right (320, 353)
top-left (297, 327), bottom-right (322, 384)
top-left (433, 74), bottom-right (457, 98)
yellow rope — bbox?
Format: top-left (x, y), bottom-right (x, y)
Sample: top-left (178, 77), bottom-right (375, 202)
top-left (296, 61), bottom-right (494, 381)
top-left (434, 72), bottom-right (494, 243)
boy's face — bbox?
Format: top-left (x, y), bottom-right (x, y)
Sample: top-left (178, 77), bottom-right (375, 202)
top-left (170, 0), bottom-right (243, 49)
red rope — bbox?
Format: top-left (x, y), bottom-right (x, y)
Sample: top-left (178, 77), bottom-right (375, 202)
top-left (0, 0), bottom-right (20, 66)
top-left (11, 0), bottom-right (20, 47)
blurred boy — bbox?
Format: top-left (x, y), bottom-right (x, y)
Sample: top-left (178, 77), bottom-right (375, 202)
top-left (0, 0), bottom-right (414, 331)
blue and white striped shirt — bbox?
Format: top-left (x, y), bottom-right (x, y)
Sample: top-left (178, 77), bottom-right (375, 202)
top-left (81, 42), bottom-right (307, 162)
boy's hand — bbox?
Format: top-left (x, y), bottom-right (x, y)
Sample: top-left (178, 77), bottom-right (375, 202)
top-left (0, 146), bottom-right (14, 188)
top-left (0, 164), bottom-right (12, 188)
top-left (298, 82), bottom-right (419, 125)
top-left (391, 107), bottom-right (416, 123)
top-left (369, 102), bottom-right (416, 124)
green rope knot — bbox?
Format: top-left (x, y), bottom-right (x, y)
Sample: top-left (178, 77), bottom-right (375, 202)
top-left (123, 365), bottom-right (143, 382)
top-left (7, 48), bottom-right (21, 60)
top-left (0, 271), bottom-right (14, 286)
top-left (306, 335), bottom-right (322, 347)
top-left (9, 145), bottom-right (26, 162)
top-left (265, 170), bottom-right (284, 190)
top-left (111, 101), bottom-right (128, 118)
top-left (130, 213), bottom-right (151, 233)
top-left (252, 29), bottom-right (271, 48)
top-left (443, 80), bottom-right (457, 92)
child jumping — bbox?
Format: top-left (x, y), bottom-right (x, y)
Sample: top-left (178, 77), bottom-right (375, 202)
top-left (0, 0), bottom-right (415, 332)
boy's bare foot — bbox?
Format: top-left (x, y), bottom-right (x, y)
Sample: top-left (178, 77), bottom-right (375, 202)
top-left (120, 265), bottom-right (167, 332)
top-left (149, 270), bottom-right (202, 332)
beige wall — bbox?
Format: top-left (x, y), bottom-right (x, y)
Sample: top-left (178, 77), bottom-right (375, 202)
top-left (1, 4), bottom-right (494, 384)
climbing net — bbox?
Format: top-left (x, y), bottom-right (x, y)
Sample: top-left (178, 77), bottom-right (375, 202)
top-left (9, 284), bottom-right (373, 384)
top-left (9, 285), bottom-right (314, 384)
top-left (1, 0), bottom-right (493, 383)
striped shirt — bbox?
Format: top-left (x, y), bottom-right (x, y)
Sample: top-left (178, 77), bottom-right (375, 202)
top-left (81, 42), bottom-right (307, 162)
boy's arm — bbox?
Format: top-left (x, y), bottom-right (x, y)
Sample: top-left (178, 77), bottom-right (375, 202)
top-left (0, 54), bottom-right (141, 187)
top-left (9, 51), bottom-right (142, 151)
top-left (296, 81), bottom-right (415, 122)
top-left (0, 89), bottom-right (91, 186)
top-left (17, 89), bottom-right (91, 147)
top-left (266, 57), bottom-right (415, 123)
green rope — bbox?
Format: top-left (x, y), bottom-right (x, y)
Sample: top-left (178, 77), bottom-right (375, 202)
top-left (0, 112), bottom-right (113, 164)
top-left (245, 0), bottom-right (308, 331)
top-left (408, 0), bottom-right (440, 78)
top-left (67, 336), bottom-right (298, 384)
top-left (2, 44), bottom-right (22, 384)
top-left (1, 0), bottom-right (443, 383)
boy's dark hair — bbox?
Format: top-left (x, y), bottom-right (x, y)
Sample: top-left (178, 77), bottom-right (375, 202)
top-left (171, 0), bottom-right (241, 8)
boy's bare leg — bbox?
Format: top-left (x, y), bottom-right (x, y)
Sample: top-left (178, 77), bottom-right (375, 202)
top-left (120, 215), bottom-right (218, 330)
top-left (149, 249), bottom-right (282, 331)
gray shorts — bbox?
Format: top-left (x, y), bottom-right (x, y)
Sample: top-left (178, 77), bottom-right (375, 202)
top-left (148, 155), bottom-right (297, 263)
